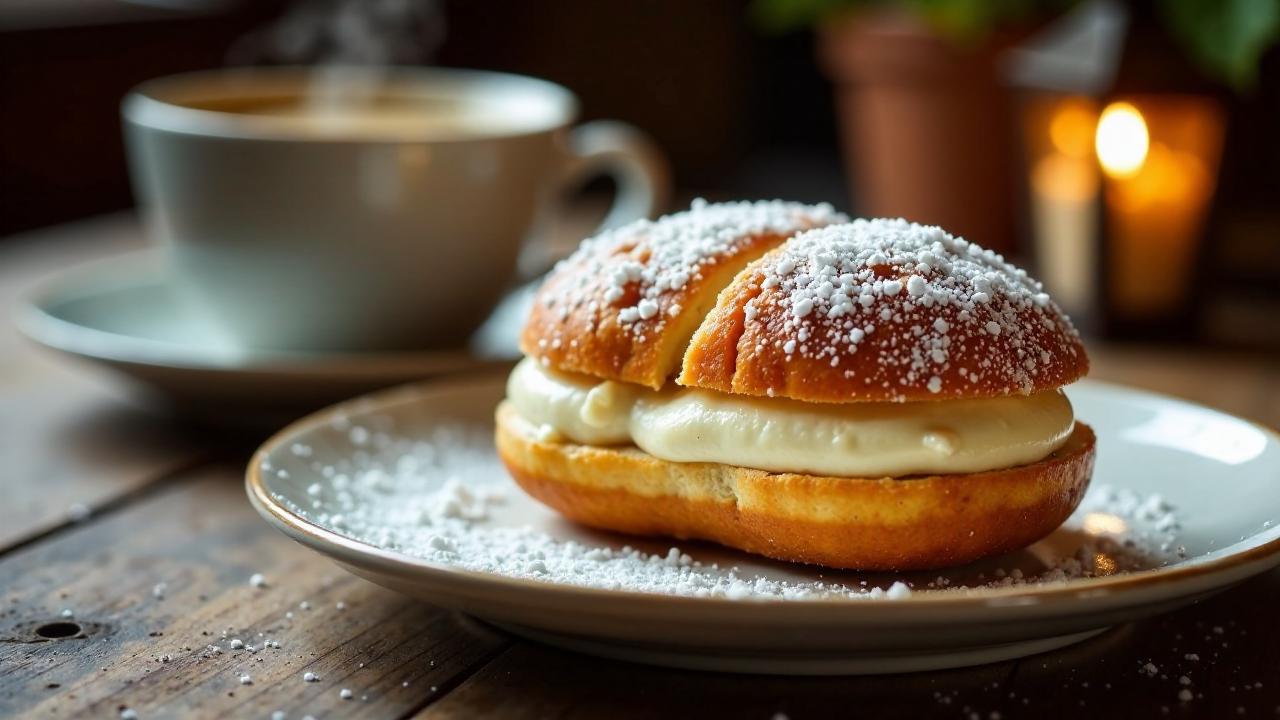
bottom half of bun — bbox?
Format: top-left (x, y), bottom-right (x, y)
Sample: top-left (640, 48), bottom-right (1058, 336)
top-left (495, 402), bottom-right (1096, 571)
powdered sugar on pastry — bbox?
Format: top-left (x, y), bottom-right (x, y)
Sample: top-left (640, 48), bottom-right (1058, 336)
top-left (683, 218), bottom-right (1086, 402)
top-left (521, 199), bottom-right (847, 388)
top-left (585, 199), bottom-right (845, 329)
top-left (768, 219), bottom-right (1079, 396)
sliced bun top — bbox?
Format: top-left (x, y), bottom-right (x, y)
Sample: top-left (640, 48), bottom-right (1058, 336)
top-left (519, 200), bottom-right (847, 389)
top-left (521, 206), bottom-right (1087, 402)
top-left (679, 218), bottom-right (1088, 402)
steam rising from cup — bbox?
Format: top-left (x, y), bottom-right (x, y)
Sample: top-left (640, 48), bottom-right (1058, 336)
top-left (229, 0), bottom-right (445, 66)
top-left (227, 0), bottom-right (446, 132)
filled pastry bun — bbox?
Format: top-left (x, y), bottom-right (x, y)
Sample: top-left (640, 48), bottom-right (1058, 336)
top-left (497, 200), bottom-right (1093, 570)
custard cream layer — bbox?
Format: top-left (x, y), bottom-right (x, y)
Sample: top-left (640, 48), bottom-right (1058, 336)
top-left (506, 357), bottom-right (1074, 478)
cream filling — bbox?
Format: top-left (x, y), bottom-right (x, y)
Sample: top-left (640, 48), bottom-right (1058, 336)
top-left (506, 357), bottom-right (1074, 478)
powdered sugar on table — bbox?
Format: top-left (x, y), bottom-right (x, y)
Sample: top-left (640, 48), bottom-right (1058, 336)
top-left (268, 423), bottom-right (1184, 602)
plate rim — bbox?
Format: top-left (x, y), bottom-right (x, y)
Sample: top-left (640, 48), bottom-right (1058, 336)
top-left (246, 371), bottom-right (1280, 613)
top-left (14, 252), bottom-right (498, 377)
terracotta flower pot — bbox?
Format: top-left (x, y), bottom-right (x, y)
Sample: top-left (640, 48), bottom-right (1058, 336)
top-left (819, 11), bottom-right (1017, 255)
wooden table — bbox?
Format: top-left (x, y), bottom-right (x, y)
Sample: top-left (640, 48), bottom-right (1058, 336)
top-left (2, 216), bottom-right (1278, 720)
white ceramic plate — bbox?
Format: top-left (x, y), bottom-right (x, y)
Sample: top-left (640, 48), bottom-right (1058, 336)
top-left (247, 374), bottom-right (1280, 674)
top-left (15, 253), bottom-right (511, 412)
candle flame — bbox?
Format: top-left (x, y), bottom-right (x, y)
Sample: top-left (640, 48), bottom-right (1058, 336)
top-left (1096, 102), bottom-right (1149, 178)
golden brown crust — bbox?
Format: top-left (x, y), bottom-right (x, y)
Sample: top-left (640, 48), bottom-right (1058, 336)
top-left (680, 220), bottom-right (1089, 402)
top-left (496, 402), bottom-right (1096, 571)
top-left (519, 201), bottom-right (845, 390)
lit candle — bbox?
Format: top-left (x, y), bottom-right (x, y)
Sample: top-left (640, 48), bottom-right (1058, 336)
top-left (1031, 153), bottom-right (1098, 317)
top-left (1027, 99), bottom-right (1100, 320)
top-left (1096, 100), bottom-right (1218, 319)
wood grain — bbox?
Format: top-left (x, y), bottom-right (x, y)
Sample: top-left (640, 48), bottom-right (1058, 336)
top-left (421, 569), bottom-right (1280, 720)
top-left (0, 465), bottom-right (509, 719)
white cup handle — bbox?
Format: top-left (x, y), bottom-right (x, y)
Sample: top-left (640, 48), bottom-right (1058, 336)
top-left (563, 120), bottom-right (670, 231)
top-left (519, 121), bottom-right (670, 278)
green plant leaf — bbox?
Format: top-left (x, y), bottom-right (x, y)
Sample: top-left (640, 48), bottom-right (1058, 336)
top-left (909, 0), bottom-right (1044, 41)
top-left (749, 0), bottom-right (1280, 90)
top-left (1159, 0), bottom-right (1280, 90)
top-left (750, 0), bottom-right (1061, 40)
top-left (750, 0), bottom-right (865, 33)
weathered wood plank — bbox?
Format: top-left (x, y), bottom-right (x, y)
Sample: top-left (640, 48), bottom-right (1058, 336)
top-left (0, 465), bottom-right (509, 719)
top-left (0, 382), bottom-right (206, 553)
top-left (420, 569), bottom-right (1280, 720)
top-left (0, 215), bottom-right (205, 553)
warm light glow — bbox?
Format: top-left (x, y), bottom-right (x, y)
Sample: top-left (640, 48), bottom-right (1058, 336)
top-left (1032, 153), bottom-right (1099, 203)
top-left (1082, 512), bottom-right (1128, 535)
top-left (1095, 102), bottom-right (1149, 178)
top-left (1025, 94), bottom-right (1226, 320)
top-left (1108, 143), bottom-right (1208, 213)
top-left (1049, 101), bottom-right (1096, 159)
top-left (1093, 554), bottom-right (1117, 576)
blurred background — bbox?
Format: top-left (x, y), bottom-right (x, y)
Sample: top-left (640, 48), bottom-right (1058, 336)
top-left (3, 0), bottom-right (1279, 352)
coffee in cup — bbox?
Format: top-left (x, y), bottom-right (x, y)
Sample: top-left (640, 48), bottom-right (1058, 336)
top-left (123, 66), bottom-right (668, 352)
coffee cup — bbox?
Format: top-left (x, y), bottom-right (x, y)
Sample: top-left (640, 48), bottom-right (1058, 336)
top-left (122, 66), bottom-right (668, 352)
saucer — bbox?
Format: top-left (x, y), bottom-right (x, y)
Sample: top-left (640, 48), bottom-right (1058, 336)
top-left (15, 253), bottom-right (514, 412)
top-left (248, 374), bottom-right (1280, 674)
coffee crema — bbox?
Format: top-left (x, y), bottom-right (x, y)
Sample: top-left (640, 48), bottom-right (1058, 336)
top-left (179, 94), bottom-right (527, 138)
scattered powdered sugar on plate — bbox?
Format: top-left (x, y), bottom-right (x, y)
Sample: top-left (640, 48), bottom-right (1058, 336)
top-left (270, 422), bottom-right (1186, 601)
top-left (276, 425), bottom-right (890, 600)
